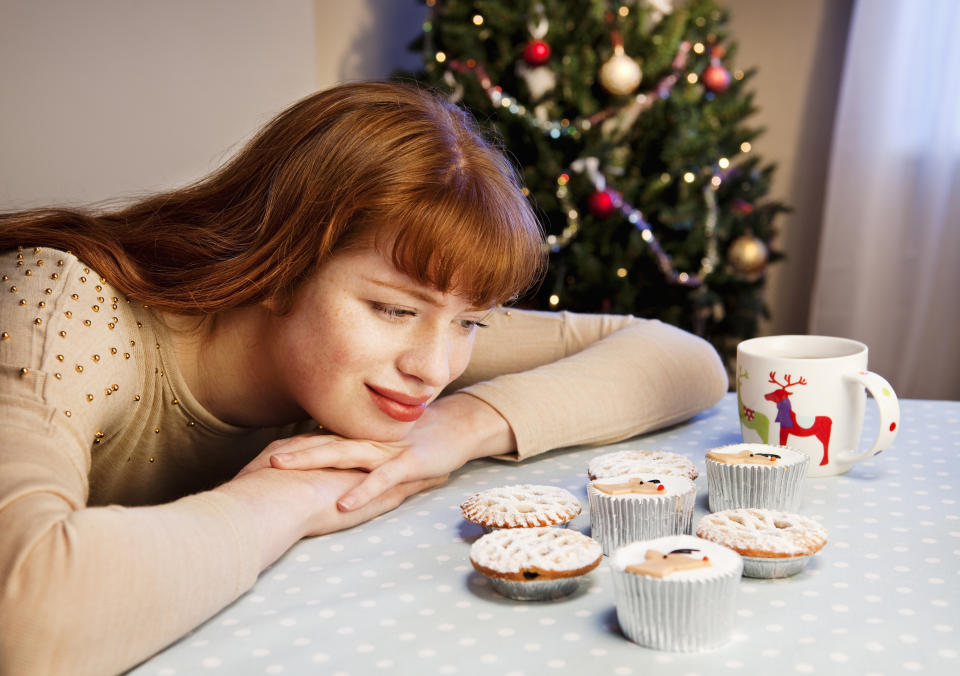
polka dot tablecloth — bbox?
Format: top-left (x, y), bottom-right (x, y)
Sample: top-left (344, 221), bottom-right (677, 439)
top-left (130, 395), bottom-right (959, 676)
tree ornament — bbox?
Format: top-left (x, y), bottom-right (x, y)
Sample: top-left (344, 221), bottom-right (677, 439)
top-left (728, 233), bottom-right (768, 276)
top-left (516, 61), bottom-right (557, 100)
top-left (703, 58), bottom-right (731, 93)
top-left (523, 40), bottom-right (551, 66)
top-left (588, 188), bottom-right (620, 218)
top-left (600, 46), bottom-right (642, 96)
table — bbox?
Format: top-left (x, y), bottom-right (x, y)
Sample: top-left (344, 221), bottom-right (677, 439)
top-left (130, 394), bottom-right (960, 676)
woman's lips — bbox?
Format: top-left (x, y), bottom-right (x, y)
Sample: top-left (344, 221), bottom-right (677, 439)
top-left (366, 385), bottom-right (430, 422)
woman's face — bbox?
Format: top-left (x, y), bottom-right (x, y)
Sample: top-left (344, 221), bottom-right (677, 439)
top-left (265, 246), bottom-right (491, 441)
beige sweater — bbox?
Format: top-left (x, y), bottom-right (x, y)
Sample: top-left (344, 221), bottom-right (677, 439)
top-left (0, 248), bottom-right (727, 675)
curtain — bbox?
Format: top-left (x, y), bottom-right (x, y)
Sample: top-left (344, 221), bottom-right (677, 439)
top-left (808, 0), bottom-right (960, 400)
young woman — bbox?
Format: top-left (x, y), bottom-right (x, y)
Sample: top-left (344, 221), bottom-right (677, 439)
top-left (0, 82), bottom-right (727, 675)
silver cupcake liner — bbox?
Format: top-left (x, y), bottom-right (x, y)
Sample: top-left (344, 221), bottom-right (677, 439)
top-left (487, 575), bottom-right (582, 601)
top-left (741, 554), bottom-right (812, 578)
top-left (706, 456), bottom-right (809, 512)
top-left (589, 488), bottom-right (696, 556)
top-left (610, 565), bottom-right (741, 651)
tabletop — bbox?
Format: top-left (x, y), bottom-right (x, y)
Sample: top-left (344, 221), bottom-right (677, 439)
top-left (130, 394), bottom-right (960, 676)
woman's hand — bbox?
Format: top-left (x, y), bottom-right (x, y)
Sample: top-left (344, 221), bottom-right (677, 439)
top-left (246, 393), bottom-right (516, 513)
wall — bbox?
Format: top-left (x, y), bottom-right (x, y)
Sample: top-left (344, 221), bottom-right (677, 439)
top-left (0, 0), bottom-right (317, 209)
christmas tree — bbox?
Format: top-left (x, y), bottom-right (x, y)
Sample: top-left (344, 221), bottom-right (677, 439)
top-left (401, 0), bottom-right (786, 373)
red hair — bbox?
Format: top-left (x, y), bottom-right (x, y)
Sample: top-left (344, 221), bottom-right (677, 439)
top-left (0, 81), bottom-right (544, 313)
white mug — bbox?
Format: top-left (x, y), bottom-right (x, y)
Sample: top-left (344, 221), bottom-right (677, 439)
top-left (736, 335), bottom-right (900, 477)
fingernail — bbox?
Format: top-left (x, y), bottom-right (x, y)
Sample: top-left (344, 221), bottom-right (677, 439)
top-left (271, 453), bottom-right (292, 464)
top-left (337, 496), bottom-right (357, 511)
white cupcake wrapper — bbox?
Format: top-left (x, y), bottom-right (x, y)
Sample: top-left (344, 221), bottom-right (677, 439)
top-left (589, 488), bottom-right (696, 556)
top-left (610, 565), bottom-right (742, 652)
top-left (487, 575), bottom-right (583, 601)
top-left (741, 554), bottom-right (812, 578)
top-left (706, 456), bottom-right (809, 512)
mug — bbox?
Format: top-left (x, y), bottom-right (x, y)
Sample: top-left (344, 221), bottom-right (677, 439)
top-left (736, 335), bottom-right (900, 477)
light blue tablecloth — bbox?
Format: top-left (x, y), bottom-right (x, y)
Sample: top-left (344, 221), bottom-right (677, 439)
top-left (130, 394), bottom-right (960, 675)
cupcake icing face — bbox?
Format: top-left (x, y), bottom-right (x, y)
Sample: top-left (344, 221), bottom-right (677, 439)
top-left (590, 473), bottom-right (695, 498)
top-left (625, 548), bottom-right (713, 578)
top-left (707, 449), bottom-right (780, 466)
top-left (706, 443), bottom-right (806, 466)
top-left (612, 535), bottom-right (742, 580)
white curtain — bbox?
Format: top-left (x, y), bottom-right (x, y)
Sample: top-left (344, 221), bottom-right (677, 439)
top-left (809, 0), bottom-right (960, 400)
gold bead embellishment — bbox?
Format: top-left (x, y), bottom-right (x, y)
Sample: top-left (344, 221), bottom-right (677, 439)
top-left (0, 275), bottom-right (6, 281)
top-left (83, 267), bottom-right (90, 274)
top-left (92, 305), bottom-right (99, 312)
top-left (79, 276), bottom-right (87, 283)
top-left (15, 261), bottom-right (23, 267)
top-left (86, 394), bottom-right (94, 402)
top-left (51, 273), bottom-right (59, 280)
top-left (1, 332), bottom-right (9, 340)
top-left (36, 260), bottom-right (44, 266)
top-left (33, 247), bottom-right (41, 254)
top-left (153, 428), bottom-right (160, 434)
top-left (136, 321), bottom-right (143, 329)
top-left (9, 286), bottom-right (17, 293)
top-left (99, 277), bottom-right (106, 284)
top-left (56, 354), bottom-right (64, 361)
top-left (171, 398), bottom-right (179, 405)
top-left (187, 420), bottom-right (196, 427)
top-left (64, 410), bottom-right (71, 417)
top-left (111, 384), bottom-right (119, 391)
top-left (19, 367), bottom-right (29, 377)
top-left (104, 387), bottom-right (112, 396)
top-left (64, 311), bottom-right (72, 318)
top-left (97, 297), bottom-right (104, 303)
top-left (111, 304), bottom-right (118, 310)
top-left (123, 353), bottom-right (130, 359)
top-left (24, 270), bottom-right (32, 276)
top-left (54, 373), bottom-right (62, 380)
top-left (110, 347), bottom-right (117, 354)
top-left (75, 364), bottom-right (84, 373)
top-left (134, 394), bottom-right (141, 401)
top-left (44, 288), bottom-right (53, 295)
top-left (95, 285), bottom-right (102, 292)
top-left (57, 260), bottom-right (65, 266)
top-left (92, 354), bottom-right (100, 362)
top-left (33, 318), bottom-right (42, 326)
top-left (130, 340), bottom-right (136, 347)
top-left (70, 294), bottom-right (78, 300)
top-left (83, 320), bottom-right (91, 326)
top-left (38, 301), bottom-right (46, 309)
top-left (149, 457), bottom-right (155, 463)
top-left (59, 331), bottom-right (66, 338)
top-left (16, 252), bottom-right (23, 259)
top-left (18, 299), bottom-right (26, 306)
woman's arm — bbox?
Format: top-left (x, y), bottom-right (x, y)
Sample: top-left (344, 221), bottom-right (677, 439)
top-left (0, 412), bottom-right (436, 676)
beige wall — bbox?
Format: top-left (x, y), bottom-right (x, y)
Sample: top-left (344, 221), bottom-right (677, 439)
top-left (0, 0), bottom-right (317, 209)
top-left (725, 0), bottom-right (853, 335)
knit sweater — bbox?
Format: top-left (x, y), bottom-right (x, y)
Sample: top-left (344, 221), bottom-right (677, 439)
top-left (0, 247), bottom-right (727, 674)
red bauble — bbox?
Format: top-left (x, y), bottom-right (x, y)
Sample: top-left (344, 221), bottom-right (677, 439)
top-left (588, 189), bottom-right (619, 219)
top-left (523, 40), bottom-right (551, 66)
top-left (703, 63), bottom-right (732, 93)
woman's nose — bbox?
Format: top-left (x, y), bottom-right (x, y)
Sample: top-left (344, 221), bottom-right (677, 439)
top-left (397, 329), bottom-right (451, 387)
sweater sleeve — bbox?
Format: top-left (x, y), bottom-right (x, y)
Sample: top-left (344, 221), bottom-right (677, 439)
top-left (0, 384), bottom-right (262, 676)
top-left (450, 309), bottom-right (729, 461)
top-left (0, 249), bottom-right (263, 675)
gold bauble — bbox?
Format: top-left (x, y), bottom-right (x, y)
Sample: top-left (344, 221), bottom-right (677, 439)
top-left (728, 234), bottom-right (768, 275)
top-left (599, 50), bottom-right (642, 96)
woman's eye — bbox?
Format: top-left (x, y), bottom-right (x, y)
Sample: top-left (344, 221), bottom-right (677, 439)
top-left (372, 303), bottom-right (415, 320)
top-left (458, 319), bottom-right (489, 330)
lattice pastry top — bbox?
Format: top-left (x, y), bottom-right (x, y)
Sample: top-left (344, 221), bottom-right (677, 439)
top-left (469, 527), bottom-right (602, 581)
top-left (460, 484), bottom-right (582, 529)
top-left (696, 508), bottom-right (827, 558)
top-left (587, 450), bottom-right (699, 481)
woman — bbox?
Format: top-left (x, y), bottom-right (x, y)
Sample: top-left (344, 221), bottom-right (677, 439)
top-left (0, 82), bottom-right (727, 675)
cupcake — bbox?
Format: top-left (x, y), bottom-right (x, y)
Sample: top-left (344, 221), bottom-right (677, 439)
top-left (696, 508), bottom-right (827, 578)
top-left (705, 443), bottom-right (809, 512)
top-left (587, 449), bottom-right (699, 481)
top-left (460, 484), bottom-right (582, 531)
top-left (587, 473), bottom-right (697, 555)
top-left (469, 526), bottom-right (602, 600)
top-left (610, 534), bottom-right (743, 652)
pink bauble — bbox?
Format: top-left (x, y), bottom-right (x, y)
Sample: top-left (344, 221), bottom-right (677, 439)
top-left (523, 40), bottom-right (551, 67)
top-left (703, 63), bottom-right (732, 93)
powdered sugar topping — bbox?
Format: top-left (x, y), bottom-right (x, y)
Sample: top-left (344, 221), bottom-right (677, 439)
top-left (469, 527), bottom-right (602, 574)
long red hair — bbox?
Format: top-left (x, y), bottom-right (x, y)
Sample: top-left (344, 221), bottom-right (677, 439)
top-left (0, 81), bottom-right (545, 313)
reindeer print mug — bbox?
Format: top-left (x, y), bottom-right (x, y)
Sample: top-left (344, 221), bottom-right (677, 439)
top-left (736, 335), bottom-right (900, 477)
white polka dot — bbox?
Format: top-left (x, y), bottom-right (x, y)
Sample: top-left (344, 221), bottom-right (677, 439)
top-left (800, 614), bottom-right (817, 622)
top-left (831, 604), bottom-right (849, 613)
top-left (523, 643), bottom-right (541, 651)
top-left (865, 641), bottom-right (884, 652)
top-left (375, 660), bottom-right (393, 669)
top-left (398, 632), bottom-right (416, 642)
top-left (898, 609), bottom-right (916, 616)
top-left (329, 544), bottom-right (344, 552)
top-left (547, 660), bottom-right (566, 669)
top-left (902, 663), bottom-right (924, 672)
top-left (480, 654), bottom-right (498, 664)
top-left (539, 617), bottom-right (556, 626)
top-left (589, 648), bottom-right (607, 656)
top-left (829, 652), bottom-right (850, 663)
top-left (418, 648), bottom-right (436, 658)
top-left (762, 649), bottom-right (780, 658)
top-left (458, 637), bottom-right (476, 647)
top-left (765, 624), bottom-right (784, 632)
top-left (336, 627), bottom-right (354, 635)
top-left (899, 634), bottom-right (919, 643)
top-left (265, 666), bottom-right (283, 674)
top-left (613, 668), bottom-right (632, 675)
top-left (939, 649), bottom-right (958, 658)
top-left (311, 653), bottom-right (329, 663)
top-left (325, 577), bottom-right (342, 585)
top-left (725, 661), bottom-right (744, 668)
top-left (233, 628), bottom-right (251, 637)
top-left (795, 664), bottom-right (814, 673)
top-left (562, 632), bottom-right (581, 641)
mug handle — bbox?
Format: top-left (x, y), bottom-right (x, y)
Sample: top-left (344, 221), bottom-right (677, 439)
top-left (834, 370), bottom-right (900, 465)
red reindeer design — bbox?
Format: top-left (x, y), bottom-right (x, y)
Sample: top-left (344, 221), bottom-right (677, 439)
top-left (765, 372), bottom-right (833, 466)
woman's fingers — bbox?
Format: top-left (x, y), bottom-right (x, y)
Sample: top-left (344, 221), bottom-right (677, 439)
top-left (336, 457), bottom-right (446, 512)
top-left (270, 438), bottom-right (401, 472)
